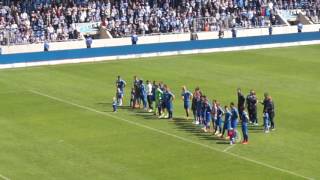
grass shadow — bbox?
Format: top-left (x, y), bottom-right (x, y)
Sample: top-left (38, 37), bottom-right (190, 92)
top-left (171, 118), bottom-right (228, 143)
top-left (117, 106), bottom-right (230, 145)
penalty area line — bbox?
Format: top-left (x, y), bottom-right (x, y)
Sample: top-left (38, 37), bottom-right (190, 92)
top-left (29, 89), bottom-right (314, 180)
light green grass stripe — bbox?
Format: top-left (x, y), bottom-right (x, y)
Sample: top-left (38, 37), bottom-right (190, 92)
top-left (29, 89), bottom-right (314, 180)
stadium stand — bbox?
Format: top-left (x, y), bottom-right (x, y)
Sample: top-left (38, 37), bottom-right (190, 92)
top-left (0, 0), bottom-right (319, 46)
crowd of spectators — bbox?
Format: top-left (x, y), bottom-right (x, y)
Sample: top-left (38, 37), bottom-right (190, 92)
top-left (0, 0), bottom-right (318, 45)
top-left (304, 0), bottom-right (320, 23)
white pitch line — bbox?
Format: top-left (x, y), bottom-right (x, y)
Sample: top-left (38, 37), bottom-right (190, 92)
top-left (0, 174), bottom-right (10, 180)
top-left (29, 89), bottom-right (314, 180)
top-left (223, 144), bottom-right (236, 152)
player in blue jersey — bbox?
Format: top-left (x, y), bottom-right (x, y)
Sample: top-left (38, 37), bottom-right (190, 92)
top-left (112, 97), bottom-right (117, 112)
top-left (230, 102), bottom-right (239, 141)
top-left (215, 102), bottom-right (224, 136)
top-left (263, 112), bottom-right (270, 133)
top-left (116, 88), bottom-right (123, 106)
top-left (240, 111), bottom-right (249, 144)
top-left (202, 99), bottom-right (212, 132)
top-left (181, 86), bottom-right (193, 119)
top-left (163, 85), bottom-right (175, 120)
top-left (221, 106), bottom-right (231, 139)
top-left (116, 76), bottom-right (126, 106)
top-left (139, 80), bottom-right (148, 110)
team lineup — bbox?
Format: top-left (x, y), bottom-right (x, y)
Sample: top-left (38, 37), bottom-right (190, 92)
top-left (114, 75), bottom-right (275, 145)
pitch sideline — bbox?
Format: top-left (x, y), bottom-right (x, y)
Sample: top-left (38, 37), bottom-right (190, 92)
top-left (29, 89), bottom-right (314, 180)
top-left (0, 174), bottom-right (10, 180)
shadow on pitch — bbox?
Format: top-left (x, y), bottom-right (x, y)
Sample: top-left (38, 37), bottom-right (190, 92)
top-left (171, 118), bottom-right (227, 143)
top-left (118, 106), bottom-right (229, 144)
top-left (96, 102), bottom-right (112, 106)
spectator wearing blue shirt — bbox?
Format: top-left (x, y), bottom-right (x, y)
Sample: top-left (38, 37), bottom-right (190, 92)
top-left (231, 26), bottom-right (237, 38)
top-left (297, 22), bottom-right (303, 33)
top-left (44, 40), bottom-right (49, 51)
top-left (269, 24), bottom-right (273, 35)
top-left (85, 35), bottom-right (92, 48)
top-left (131, 32), bottom-right (138, 45)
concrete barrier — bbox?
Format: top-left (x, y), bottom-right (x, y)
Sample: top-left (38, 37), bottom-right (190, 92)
top-left (1, 24), bottom-right (320, 55)
top-left (0, 32), bottom-right (320, 69)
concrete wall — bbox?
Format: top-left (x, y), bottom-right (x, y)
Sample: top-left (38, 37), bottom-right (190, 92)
top-left (1, 31), bottom-right (320, 65)
top-left (1, 24), bottom-right (320, 55)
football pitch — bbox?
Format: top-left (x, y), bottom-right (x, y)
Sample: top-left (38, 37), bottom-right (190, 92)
top-left (0, 45), bottom-right (319, 180)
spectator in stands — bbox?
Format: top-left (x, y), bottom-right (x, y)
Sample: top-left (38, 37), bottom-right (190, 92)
top-left (85, 35), bottom-right (92, 48)
top-left (190, 30), bottom-right (198, 41)
top-left (232, 26), bottom-right (237, 38)
top-left (269, 24), bottom-right (273, 35)
top-left (297, 21), bottom-right (303, 33)
top-left (131, 32), bottom-right (138, 45)
top-left (44, 40), bottom-right (49, 51)
top-left (0, 0), bottom-right (314, 46)
top-left (218, 28), bottom-right (224, 39)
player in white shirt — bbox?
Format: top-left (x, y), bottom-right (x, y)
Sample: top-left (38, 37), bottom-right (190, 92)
top-left (146, 80), bottom-right (153, 112)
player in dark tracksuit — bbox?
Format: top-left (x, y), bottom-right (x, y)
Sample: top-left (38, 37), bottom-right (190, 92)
top-left (200, 96), bottom-right (206, 125)
top-left (192, 87), bottom-right (202, 125)
top-left (237, 88), bottom-right (246, 115)
top-left (246, 90), bottom-right (258, 125)
top-left (132, 76), bottom-right (140, 108)
top-left (261, 93), bottom-right (275, 130)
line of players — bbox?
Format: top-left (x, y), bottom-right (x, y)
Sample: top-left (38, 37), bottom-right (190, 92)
top-left (115, 76), bottom-right (275, 145)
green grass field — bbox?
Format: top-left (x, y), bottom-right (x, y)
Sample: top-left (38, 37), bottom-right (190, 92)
top-left (0, 45), bottom-right (319, 180)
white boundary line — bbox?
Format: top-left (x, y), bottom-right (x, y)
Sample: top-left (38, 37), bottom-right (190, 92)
top-left (0, 174), bottom-right (10, 180)
top-left (1, 40), bottom-right (320, 70)
top-left (223, 144), bottom-right (236, 152)
top-left (29, 89), bottom-right (314, 180)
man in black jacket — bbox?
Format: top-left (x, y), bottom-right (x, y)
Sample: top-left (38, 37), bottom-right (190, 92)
top-left (261, 92), bottom-right (275, 130)
top-left (237, 88), bottom-right (245, 115)
top-left (246, 90), bottom-right (258, 125)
